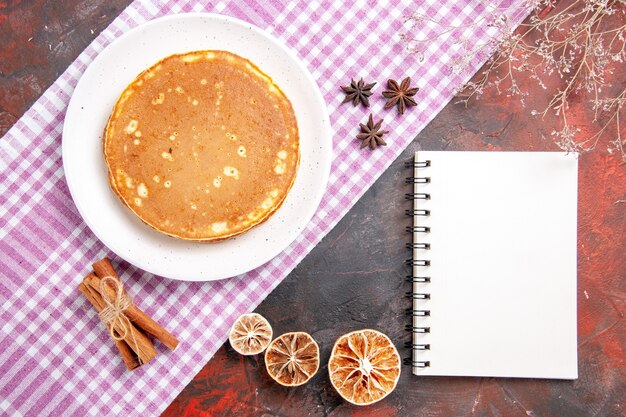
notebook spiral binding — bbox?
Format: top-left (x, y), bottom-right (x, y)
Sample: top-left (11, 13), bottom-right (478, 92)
top-left (404, 159), bottom-right (431, 369)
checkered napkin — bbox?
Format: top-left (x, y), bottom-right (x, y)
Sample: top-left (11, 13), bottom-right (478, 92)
top-left (0, 0), bottom-right (528, 415)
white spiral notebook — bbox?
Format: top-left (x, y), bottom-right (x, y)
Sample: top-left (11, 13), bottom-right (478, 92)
top-left (407, 151), bottom-right (578, 379)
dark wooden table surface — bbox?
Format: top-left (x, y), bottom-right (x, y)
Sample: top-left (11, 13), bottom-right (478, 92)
top-left (2, 1), bottom-right (624, 416)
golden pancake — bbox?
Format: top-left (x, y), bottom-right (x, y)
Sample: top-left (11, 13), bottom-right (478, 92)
top-left (103, 50), bottom-right (299, 241)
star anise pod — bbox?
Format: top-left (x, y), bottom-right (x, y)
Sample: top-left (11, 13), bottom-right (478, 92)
top-left (341, 78), bottom-right (376, 107)
top-left (356, 114), bottom-right (388, 150)
top-left (382, 77), bottom-right (419, 114)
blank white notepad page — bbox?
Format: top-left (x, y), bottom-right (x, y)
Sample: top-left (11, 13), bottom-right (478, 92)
top-left (411, 151), bottom-right (578, 379)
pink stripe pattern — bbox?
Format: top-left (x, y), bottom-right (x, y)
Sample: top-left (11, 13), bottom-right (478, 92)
top-left (0, 0), bottom-right (528, 415)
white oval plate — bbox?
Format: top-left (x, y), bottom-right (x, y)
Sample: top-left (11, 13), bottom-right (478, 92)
top-left (62, 13), bottom-right (332, 281)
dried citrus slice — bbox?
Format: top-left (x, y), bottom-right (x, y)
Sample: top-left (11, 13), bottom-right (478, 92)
top-left (228, 313), bottom-right (273, 355)
top-left (264, 332), bottom-right (320, 386)
top-left (328, 329), bottom-right (401, 406)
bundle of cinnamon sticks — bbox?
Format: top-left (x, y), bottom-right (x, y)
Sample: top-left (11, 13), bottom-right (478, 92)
top-left (78, 258), bottom-right (179, 370)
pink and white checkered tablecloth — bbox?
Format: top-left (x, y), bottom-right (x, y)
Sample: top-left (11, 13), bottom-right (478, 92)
top-left (0, 0), bottom-right (528, 415)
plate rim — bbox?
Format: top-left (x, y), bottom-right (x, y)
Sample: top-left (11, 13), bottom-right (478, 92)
top-left (62, 12), bottom-right (332, 281)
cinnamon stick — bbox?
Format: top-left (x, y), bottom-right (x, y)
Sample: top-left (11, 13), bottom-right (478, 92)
top-left (93, 258), bottom-right (125, 289)
top-left (78, 282), bottom-right (141, 371)
top-left (81, 273), bottom-right (158, 365)
top-left (92, 258), bottom-right (180, 350)
top-left (82, 283), bottom-right (141, 370)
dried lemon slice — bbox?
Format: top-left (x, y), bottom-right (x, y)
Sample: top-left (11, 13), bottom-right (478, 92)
top-left (228, 313), bottom-right (273, 355)
top-left (265, 332), bottom-right (320, 386)
top-left (328, 329), bottom-right (401, 405)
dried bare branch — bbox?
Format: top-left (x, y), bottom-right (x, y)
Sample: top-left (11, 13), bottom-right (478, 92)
top-left (400, 0), bottom-right (626, 162)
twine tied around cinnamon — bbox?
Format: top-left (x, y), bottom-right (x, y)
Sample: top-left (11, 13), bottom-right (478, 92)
top-left (97, 276), bottom-right (142, 363)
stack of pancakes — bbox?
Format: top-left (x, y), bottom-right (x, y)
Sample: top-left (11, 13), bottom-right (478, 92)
top-left (104, 50), bottom-right (299, 241)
